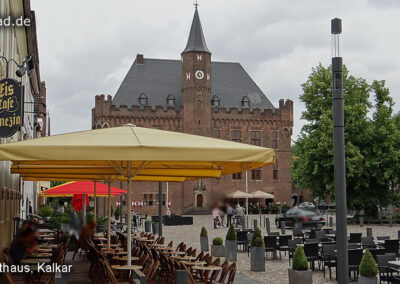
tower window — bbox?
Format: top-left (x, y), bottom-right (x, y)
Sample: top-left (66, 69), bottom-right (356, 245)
top-left (167, 94), bottom-right (175, 106)
top-left (272, 131), bottom-right (278, 149)
top-left (241, 96), bottom-right (250, 108)
top-left (273, 159), bottom-right (278, 180)
top-left (139, 93), bottom-right (148, 105)
top-left (211, 95), bottom-right (220, 107)
top-left (231, 130), bottom-right (241, 142)
top-left (251, 131), bottom-right (261, 146)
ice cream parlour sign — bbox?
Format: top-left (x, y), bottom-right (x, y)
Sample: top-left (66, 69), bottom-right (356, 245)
top-left (0, 79), bottom-right (24, 137)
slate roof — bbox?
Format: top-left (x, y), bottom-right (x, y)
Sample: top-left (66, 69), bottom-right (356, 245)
top-left (112, 58), bottom-right (275, 110)
top-left (182, 8), bottom-right (210, 53)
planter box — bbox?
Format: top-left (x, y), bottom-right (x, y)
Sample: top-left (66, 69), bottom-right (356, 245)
top-left (288, 269), bottom-right (312, 284)
top-left (144, 222), bottom-right (152, 232)
top-left (152, 223), bottom-right (159, 235)
top-left (359, 276), bottom-right (378, 284)
top-left (225, 240), bottom-right (237, 261)
top-left (250, 247), bottom-right (265, 271)
top-left (211, 245), bottom-right (225, 257)
top-left (200, 236), bottom-right (209, 252)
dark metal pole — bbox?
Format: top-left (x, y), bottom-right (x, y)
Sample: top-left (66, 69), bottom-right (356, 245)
top-left (158, 182), bottom-right (163, 236)
top-left (331, 18), bottom-right (348, 284)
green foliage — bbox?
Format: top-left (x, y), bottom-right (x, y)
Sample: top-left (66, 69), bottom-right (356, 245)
top-left (226, 224), bottom-right (237, 241)
top-left (212, 237), bottom-right (223, 246)
top-left (49, 216), bottom-right (61, 229)
top-left (200, 226), bottom-right (208, 237)
top-left (292, 246), bottom-right (308, 271)
top-left (96, 216), bottom-right (106, 226)
top-left (359, 249), bottom-right (378, 277)
top-left (291, 64), bottom-right (400, 214)
top-left (251, 227), bottom-right (264, 247)
top-left (60, 214), bottom-right (70, 223)
top-left (50, 181), bottom-right (67, 187)
top-left (145, 220), bottom-right (152, 224)
top-left (110, 206), bottom-right (114, 216)
top-left (38, 205), bottom-right (53, 218)
top-left (114, 206), bottom-right (120, 216)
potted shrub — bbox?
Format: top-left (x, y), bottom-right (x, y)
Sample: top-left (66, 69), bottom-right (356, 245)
top-left (359, 249), bottom-right (378, 284)
top-left (114, 206), bottom-right (120, 221)
top-left (144, 220), bottom-right (152, 232)
top-left (288, 246), bottom-right (312, 284)
top-left (225, 224), bottom-right (237, 261)
top-left (38, 205), bottom-right (53, 219)
top-left (250, 227), bottom-right (265, 271)
top-left (200, 226), bottom-right (209, 252)
top-left (211, 237), bottom-right (225, 257)
top-left (152, 221), bottom-right (159, 235)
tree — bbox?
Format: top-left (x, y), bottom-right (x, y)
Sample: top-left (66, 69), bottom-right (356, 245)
top-left (292, 64), bottom-right (400, 215)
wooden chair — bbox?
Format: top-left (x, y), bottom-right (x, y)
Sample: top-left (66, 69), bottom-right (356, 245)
top-left (208, 258), bottom-right (222, 282)
top-left (146, 260), bottom-right (160, 284)
top-left (226, 262), bottom-right (237, 284)
top-left (167, 240), bottom-right (173, 248)
top-left (218, 261), bottom-right (232, 283)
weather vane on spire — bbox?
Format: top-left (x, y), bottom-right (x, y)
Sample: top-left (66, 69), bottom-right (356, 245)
top-left (194, 0), bottom-right (199, 9)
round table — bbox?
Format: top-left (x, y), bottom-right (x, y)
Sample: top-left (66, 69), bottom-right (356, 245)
top-left (156, 247), bottom-right (173, 251)
top-left (192, 266), bottom-right (222, 271)
top-left (37, 249), bottom-right (52, 253)
top-left (112, 265), bottom-right (142, 270)
top-left (181, 261), bottom-right (206, 266)
top-left (112, 256), bottom-right (139, 262)
top-left (27, 253), bottom-right (52, 258)
top-left (164, 251), bottom-right (186, 256)
top-left (172, 256), bottom-right (196, 261)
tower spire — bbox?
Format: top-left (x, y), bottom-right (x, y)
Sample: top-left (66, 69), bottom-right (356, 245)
top-left (183, 5), bottom-right (210, 53)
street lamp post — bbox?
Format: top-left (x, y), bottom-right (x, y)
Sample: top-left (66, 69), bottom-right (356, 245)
top-left (331, 18), bottom-right (348, 284)
top-left (0, 56), bottom-right (31, 78)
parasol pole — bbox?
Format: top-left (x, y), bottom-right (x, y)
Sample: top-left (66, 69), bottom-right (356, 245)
top-left (245, 171), bottom-right (249, 227)
top-left (126, 175), bottom-right (132, 265)
top-left (93, 181), bottom-right (97, 223)
top-left (107, 181), bottom-right (111, 249)
top-left (83, 193), bottom-right (87, 226)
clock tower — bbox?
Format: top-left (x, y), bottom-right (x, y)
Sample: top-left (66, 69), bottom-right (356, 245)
top-left (181, 7), bottom-right (212, 136)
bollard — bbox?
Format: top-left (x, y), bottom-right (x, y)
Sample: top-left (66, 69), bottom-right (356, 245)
top-left (359, 217), bottom-right (364, 227)
top-left (280, 221), bottom-right (286, 235)
top-left (266, 218), bottom-right (270, 233)
top-left (241, 218), bottom-right (246, 230)
top-left (366, 227), bottom-right (373, 237)
top-left (329, 216), bottom-right (334, 227)
top-left (175, 270), bottom-right (189, 284)
top-left (253, 219), bottom-right (257, 230)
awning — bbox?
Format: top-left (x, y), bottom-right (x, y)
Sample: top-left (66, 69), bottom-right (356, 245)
top-left (40, 181), bottom-right (126, 197)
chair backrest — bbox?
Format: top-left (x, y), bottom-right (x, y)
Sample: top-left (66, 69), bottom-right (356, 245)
top-left (292, 227), bottom-right (303, 236)
top-left (209, 258), bottom-right (221, 281)
top-left (218, 260), bottom-right (232, 283)
top-left (361, 237), bottom-right (375, 248)
top-left (315, 230), bottom-right (326, 240)
top-left (180, 262), bottom-right (196, 284)
top-left (237, 231), bottom-right (248, 242)
top-left (377, 253), bottom-right (396, 267)
top-left (322, 244), bottom-right (336, 257)
top-left (348, 249), bottom-right (363, 266)
top-left (226, 262), bottom-right (237, 284)
top-left (348, 243), bottom-right (361, 250)
top-left (304, 242), bottom-right (319, 257)
top-left (304, 238), bottom-right (317, 243)
top-left (268, 232), bottom-right (280, 236)
top-left (288, 239), bottom-right (302, 249)
top-left (167, 240), bottom-right (173, 248)
top-left (349, 233), bottom-right (362, 243)
top-left (384, 240), bottom-right (399, 253)
top-left (147, 260), bottom-right (160, 283)
top-left (196, 251), bottom-right (205, 261)
top-left (264, 236), bottom-right (277, 248)
top-left (279, 235), bottom-right (292, 246)
top-left (176, 242), bottom-right (185, 251)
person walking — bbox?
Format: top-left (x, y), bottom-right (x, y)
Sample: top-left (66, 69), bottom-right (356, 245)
top-left (226, 203), bottom-right (234, 227)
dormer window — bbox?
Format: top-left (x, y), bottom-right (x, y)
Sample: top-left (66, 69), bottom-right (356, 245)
top-left (167, 94), bottom-right (175, 106)
top-left (138, 93), bottom-right (148, 105)
top-left (211, 95), bottom-right (220, 107)
top-left (241, 96), bottom-right (250, 108)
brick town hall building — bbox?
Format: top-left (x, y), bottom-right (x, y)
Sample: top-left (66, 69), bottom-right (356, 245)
top-left (92, 8), bottom-right (297, 216)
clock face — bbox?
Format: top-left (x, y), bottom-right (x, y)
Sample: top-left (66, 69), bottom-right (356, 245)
top-left (195, 70), bottom-right (204, 80)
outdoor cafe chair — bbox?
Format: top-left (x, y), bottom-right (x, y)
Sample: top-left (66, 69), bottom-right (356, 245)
top-left (316, 230), bottom-right (332, 242)
top-left (377, 253), bottom-right (397, 283)
top-left (268, 232), bottom-right (280, 237)
top-left (237, 231), bottom-right (248, 251)
top-left (264, 236), bottom-right (278, 259)
top-left (218, 261), bottom-right (231, 283)
top-left (321, 244), bottom-right (337, 279)
top-left (384, 239), bottom-right (400, 256)
top-left (277, 235), bottom-right (292, 259)
top-left (225, 262), bottom-right (238, 284)
top-left (349, 233), bottom-right (362, 244)
top-left (304, 242), bottom-right (319, 270)
top-left (292, 227), bottom-right (304, 239)
top-left (304, 238), bottom-right (317, 243)
top-left (348, 243), bottom-right (361, 250)
top-left (288, 239), bottom-right (303, 265)
top-left (361, 237), bottom-right (376, 249)
top-left (348, 249), bottom-right (363, 280)
top-left (368, 247), bottom-right (386, 261)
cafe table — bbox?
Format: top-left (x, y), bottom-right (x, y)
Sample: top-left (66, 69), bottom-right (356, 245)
top-left (181, 261), bottom-right (206, 266)
top-left (389, 261), bottom-right (400, 268)
top-left (192, 265), bottom-right (222, 283)
top-left (156, 247), bottom-right (173, 251)
top-left (27, 253), bottom-right (52, 258)
top-left (163, 251), bottom-right (186, 256)
top-left (21, 258), bottom-right (51, 264)
top-left (111, 264), bottom-right (143, 281)
top-left (172, 256), bottom-right (196, 261)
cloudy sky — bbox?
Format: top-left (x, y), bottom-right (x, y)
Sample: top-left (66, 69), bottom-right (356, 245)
top-left (30, 0), bottom-right (400, 140)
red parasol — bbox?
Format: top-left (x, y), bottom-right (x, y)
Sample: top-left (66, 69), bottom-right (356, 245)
top-left (40, 181), bottom-right (126, 197)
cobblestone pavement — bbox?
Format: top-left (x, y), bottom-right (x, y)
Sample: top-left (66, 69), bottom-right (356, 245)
top-left (162, 214), bottom-right (400, 284)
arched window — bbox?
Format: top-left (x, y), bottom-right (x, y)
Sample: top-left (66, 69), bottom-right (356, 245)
top-left (138, 93), bottom-right (148, 105)
top-left (211, 95), bottom-right (220, 107)
top-left (241, 96), bottom-right (250, 108)
top-left (167, 94), bottom-right (175, 106)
